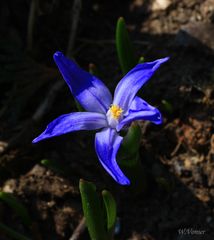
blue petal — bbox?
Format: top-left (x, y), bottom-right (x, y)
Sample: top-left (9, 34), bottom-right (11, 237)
top-left (128, 96), bottom-right (159, 112)
top-left (95, 128), bottom-right (130, 185)
top-left (53, 52), bottom-right (112, 113)
top-left (117, 96), bottom-right (162, 131)
top-left (113, 57), bottom-right (169, 113)
top-left (32, 112), bottom-right (107, 143)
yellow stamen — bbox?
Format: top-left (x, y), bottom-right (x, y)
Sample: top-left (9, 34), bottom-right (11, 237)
top-left (110, 105), bottom-right (123, 119)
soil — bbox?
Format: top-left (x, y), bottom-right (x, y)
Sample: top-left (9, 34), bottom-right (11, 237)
top-left (1, 0), bottom-right (214, 239)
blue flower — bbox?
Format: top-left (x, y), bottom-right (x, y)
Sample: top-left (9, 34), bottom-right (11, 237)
top-left (33, 52), bottom-right (169, 185)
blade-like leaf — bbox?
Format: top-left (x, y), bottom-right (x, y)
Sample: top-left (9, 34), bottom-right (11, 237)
top-left (41, 159), bottom-right (66, 175)
top-left (116, 17), bottom-right (137, 75)
top-left (0, 192), bottom-right (32, 227)
top-left (118, 124), bottom-right (147, 192)
top-left (79, 179), bottom-right (108, 240)
top-left (120, 123), bottom-right (142, 160)
top-left (138, 56), bottom-right (145, 63)
top-left (161, 99), bottom-right (173, 113)
top-left (0, 223), bottom-right (31, 240)
top-left (102, 190), bottom-right (117, 237)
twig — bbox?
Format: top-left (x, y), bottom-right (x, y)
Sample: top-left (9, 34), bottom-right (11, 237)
top-left (0, 79), bottom-right (64, 155)
top-left (27, 0), bottom-right (38, 51)
top-left (171, 138), bottom-right (183, 157)
top-left (1, 0), bottom-right (82, 155)
top-left (32, 81), bottom-right (63, 122)
top-left (69, 218), bottom-right (86, 240)
top-left (66, 0), bottom-right (82, 57)
top-left (33, 0), bottom-right (82, 122)
top-left (33, 0), bottom-right (82, 121)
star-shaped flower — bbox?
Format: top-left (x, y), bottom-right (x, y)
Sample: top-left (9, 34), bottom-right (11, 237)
top-left (33, 52), bottom-right (169, 185)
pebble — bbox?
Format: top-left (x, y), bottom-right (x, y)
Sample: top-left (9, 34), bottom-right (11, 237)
top-left (0, 141), bottom-right (8, 153)
top-left (151, 0), bottom-right (172, 11)
top-left (2, 179), bottom-right (16, 193)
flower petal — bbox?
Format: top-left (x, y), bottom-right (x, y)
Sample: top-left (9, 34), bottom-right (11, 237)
top-left (129, 96), bottom-right (158, 112)
top-left (53, 52), bottom-right (112, 113)
top-left (117, 96), bottom-right (162, 131)
top-left (95, 128), bottom-right (130, 185)
top-left (113, 57), bottom-right (169, 112)
top-left (32, 112), bottom-right (107, 143)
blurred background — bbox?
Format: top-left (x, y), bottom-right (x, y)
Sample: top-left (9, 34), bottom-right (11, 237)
top-left (0, 0), bottom-right (214, 239)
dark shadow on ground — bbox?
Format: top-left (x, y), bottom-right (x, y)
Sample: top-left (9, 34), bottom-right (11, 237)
top-left (0, 0), bottom-right (214, 239)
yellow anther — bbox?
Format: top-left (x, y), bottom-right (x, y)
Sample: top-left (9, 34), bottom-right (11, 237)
top-left (110, 105), bottom-right (123, 119)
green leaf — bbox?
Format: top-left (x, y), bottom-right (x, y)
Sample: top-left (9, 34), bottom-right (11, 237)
top-left (161, 99), bottom-right (173, 113)
top-left (79, 179), bottom-right (108, 240)
top-left (41, 159), bottom-right (66, 175)
top-left (120, 123), bottom-right (141, 159)
top-left (0, 223), bottom-right (31, 240)
top-left (102, 190), bottom-right (117, 237)
top-left (0, 192), bottom-right (32, 227)
top-left (117, 124), bottom-right (147, 192)
top-left (116, 17), bottom-right (137, 75)
top-left (138, 56), bottom-right (145, 63)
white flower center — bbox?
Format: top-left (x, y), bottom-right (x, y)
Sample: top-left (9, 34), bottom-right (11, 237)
top-left (106, 104), bottom-right (123, 128)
